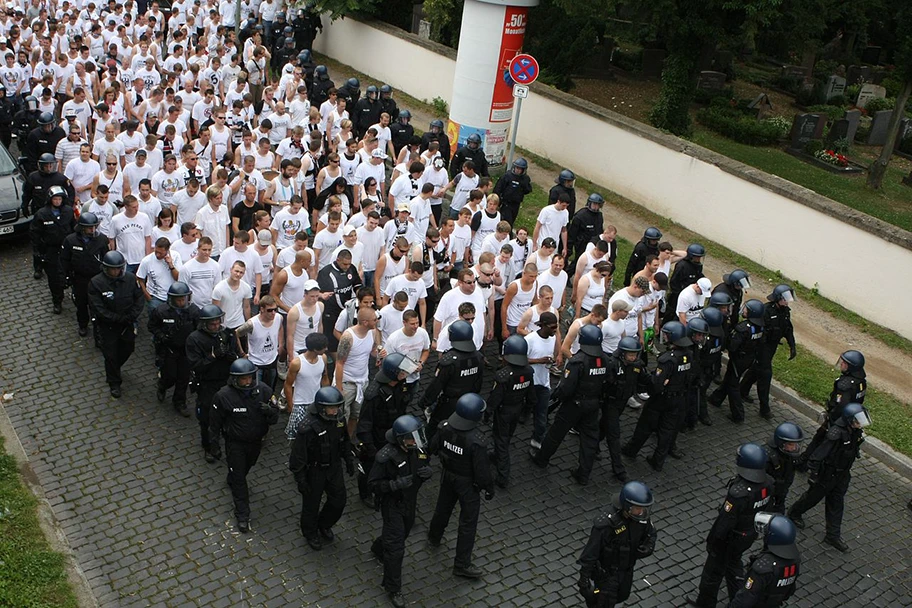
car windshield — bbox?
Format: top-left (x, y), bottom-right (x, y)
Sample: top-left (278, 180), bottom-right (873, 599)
top-left (0, 143), bottom-right (16, 176)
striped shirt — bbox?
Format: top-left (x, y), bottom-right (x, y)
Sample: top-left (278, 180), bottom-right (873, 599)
top-left (54, 137), bottom-right (86, 171)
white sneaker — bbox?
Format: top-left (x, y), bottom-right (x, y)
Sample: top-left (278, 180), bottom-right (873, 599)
top-left (637, 392), bottom-right (650, 401)
top-left (530, 439), bottom-right (542, 449)
top-left (628, 396), bottom-right (643, 409)
top-left (424, 407), bottom-right (432, 422)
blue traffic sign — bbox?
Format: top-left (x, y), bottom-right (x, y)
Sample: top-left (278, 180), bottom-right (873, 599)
top-left (508, 54), bottom-right (539, 85)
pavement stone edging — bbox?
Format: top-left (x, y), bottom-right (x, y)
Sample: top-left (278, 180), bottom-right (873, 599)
top-left (0, 402), bottom-right (99, 608)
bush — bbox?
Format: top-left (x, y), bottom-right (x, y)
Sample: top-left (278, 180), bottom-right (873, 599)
top-left (864, 97), bottom-right (896, 113)
top-left (695, 86), bottom-right (734, 105)
top-left (806, 104), bottom-right (845, 122)
top-left (431, 97), bottom-right (449, 117)
top-left (804, 139), bottom-right (825, 156)
top-left (826, 95), bottom-right (846, 107)
top-left (696, 107), bottom-right (789, 145)
top-left (611, 49), bottom-right (642, 73)
top-left (845, 83), bottom-right (862, 103)
top-left (882, 77), bottom-right (903, 98)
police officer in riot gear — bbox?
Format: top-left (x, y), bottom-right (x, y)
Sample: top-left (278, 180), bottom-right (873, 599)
top-left (0, 84), bottom-right (15, 148)
top-left (600, 336), bottom-right (648, 483)
top-left (290, 386), bottom-right (355, 549)
top-left (788, 403), bottom-right (870, 552)
top-left (729, 514), bottom-right (800, 607)
top-left (293, 6), bottom-right (322, 52)
top-left (25, 111), bottom-right (65, 172)
top-left (450, 133), bottom-right (488, 177)
top-left (799, 350), bottom-right (867, 467)
top-left (270, 13), bottom-right (287, 52)
top-left (488, 335), bottom-right (535, 488)
top-left (356, 353), bottom-right (412, 507)
top-left (492, 157), bottom-right (533, 225)
top-left (763, 422), bottom-right (805, 514)
top-left (683, 317), bottom-right (709, 431)
top-left (209, 359), bottom-right (279, 533)
top-left (368, 414), bottom-right (432, 608)
top-left (708, 299), bottom-right (765, 423)
top-left (23, 154), bottom-right (73, 279)
top-left (13, 95), bottom-right (40, 156)
top-left (389, 110), bottom-right (414, 156)
top-left (335, 77), bottom-right (361, 107)
top-left (741, 284), bottom-right (797, 419)
top-left (549, 168), bottom-right (577, 216)
top-left (30, 184), bottom-right (75, 314)
top-left (713, 269), bottom-right (750, 325)
top-left (622, 321), bottom-right (691, 472)
top-left (274, 35), bottom-right (297, 72)
top-left (354, 85), bottom-right (382, 138)
top-left (427, 393), bottom-right (494, 579)
top-left (687, 443), bottom-right (774, 607)
top-left (664, 243), bottom-right (706, 323)
top-left (531, 324), bottom-right (607, 485)
top-left (696, 307), bottom-right (726, 426)
top-left (148, 282), bottom-right (201, 416)
top-left (422, 320), bottom-right (484, 439)
top-left (379, 84), bottom-right (399, 124)
top-left (578, 481), bottom-right (657, 608)
top-left (60, 212), bottom-right (108, 337)
top-left (420, 119), bottom-right (451, 164)
top-left (309, 65), bottom-right (335, 107)
top-left (186, 305), bottom-right (239, 461)
top-left (623, 226), bottom-right (662, 285)
top-left (568, 193), bottom-right (606, 265)
top-left (298, 50), bottom-right (316, 89)
top-left (88, 251), bottom-right (144, 398)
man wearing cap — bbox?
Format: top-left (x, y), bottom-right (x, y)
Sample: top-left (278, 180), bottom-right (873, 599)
top-left (55, 121), bottom-right (85, 173)
top-left (332, 224), bottom-right (364, 275)
top-left (676, 277), bottom-right (713, 325)
top-left (609, 276), bottom-right (650, 343)
top-left (382, 202), bottom-right (419, 250)
top-left (355, 147), bottom-right (388, 201)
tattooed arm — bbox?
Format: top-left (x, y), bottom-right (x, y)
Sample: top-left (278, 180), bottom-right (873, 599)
top-left (334, 329), bottom-right (353, 393)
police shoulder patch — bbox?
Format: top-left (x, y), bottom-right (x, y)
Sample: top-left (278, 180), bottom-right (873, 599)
top-left (723, 500), bottom-right (734, 512)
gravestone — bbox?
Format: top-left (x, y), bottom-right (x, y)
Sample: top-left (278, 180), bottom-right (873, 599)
top-left (856, 84), bottom-right (887, 109)
top-left (844, 110), bottom-right (861, 143)
top-left (867, 110), bottom-right (893, 146)
top-left (698, 71), bottom-right (727, 90)
top-left (418, 20), bottom-right (431, 40)
top-left (747, 93), bottom-right (773, 119)
top-left (826, 119), bottom-right (850, 147)
top-left (861, 46), bottom-right (882, 65)
top-left (846, 65), bottom-right (872, 85)
top-left (811, 113), bottom-right (827, 139)
top-left (825, 75), bottom-right (846, 101)
top-left (789, 114), bottom-right (820, 150)
top-left (641, 49), bottom-right (666, 80)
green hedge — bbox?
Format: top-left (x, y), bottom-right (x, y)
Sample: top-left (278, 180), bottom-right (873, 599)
top-left (695, 107), bottom-right (789, 145)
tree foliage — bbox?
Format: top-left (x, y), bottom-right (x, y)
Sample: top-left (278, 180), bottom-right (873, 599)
top-left (309, 0), bottom-right (382, 21)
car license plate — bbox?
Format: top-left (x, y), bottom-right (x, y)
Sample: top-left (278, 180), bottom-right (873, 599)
top-left (0, 225), bottom-right (13, 235)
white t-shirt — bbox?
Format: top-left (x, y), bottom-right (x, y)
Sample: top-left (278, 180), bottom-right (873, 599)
top-left (409, 196), bottom-right (432, 240)
top-left (193, 204), bottom-right (231, 256)
top-left (600, 317), bottom-right (626, 354)
top-left (609, 289), bottom-right (642, 337)
top-left (218, 246), bottom-right (264, 287)
top-left (92, 137), bottom-right (126, 162)
top-left (179, 257), bottom-right (221, 306)
top-left (171, 237), bottom-right (199, 263)
top-left (273, 207), bottom-right (311, 249)
top-left (384, 275), bottom-right (427, 310)
top-left (123, 161), bottom-right (155, 193)
top-left (353, 161), bottom-right (385, 189)
top-left (383, 328), bottom-right (430, 383)
top-left (377, 303), bottom-right (406, 344)
top-left (81, 199), bottom-right (118, 239)
top-left (449, 172), bottom-right (479, 212)
top-left (138, 196), bottom-right (162, 225)
top-left (313, 229), bottom-right (344, 270)
top-left (536, 205), bottom-right (569, 248)
top-left (151, 169), bottom-right (183, 207)
top-left (676, 287), bottom-right (705, 322)
top-left (450, 223), bottom-right (472, 263)
top-left (525, 331), bottom-right (555, 387)
top-left (537, 269), bottom-right (569, 307)
top-left (211, 279), bottom-right (251, 328)
top-left (65, 158), bottom-right (101, 203)
top-left (332, 242), bottom-right (365, 271)
top-left (170, 188), bottom-right (207, 226)
top-left (137, 250), bottom-right (183, 301)
top-left (434, 287), bottom-right (488, 350)
top-left (356, 226), bottom-right (384, 272)
top-left (111, 212), bottom-right (153, 264)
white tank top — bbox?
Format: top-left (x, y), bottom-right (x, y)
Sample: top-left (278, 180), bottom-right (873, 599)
top-left (271, 176), bottom-right (295, 217)
top-left (342, 329), bottom-right (372, 383)
top-left (339, 152), bottom-right (360, 185)
top-left (569, 319), bottom-right (583, 355)
top-left (257, 245), bottom-right (275, 284)
top-left (581, 274), bottom-right (606, 311)
top-left (472, 211), bottom-right (501, 257)
top-left (293, 352), bottom-right (325, 405)
top-left (527, 305), bottom-right (558, 334)
top-left (279, 264), bottom-right (307, 309)
top-left (247, 315), bottom-right (282, 366)
top-left (379, 253), bottom-right (406, 296)
top-left (302, 152), bottom-right (317, 189)
top-left (100, 170), bottom-right (125, 203)
top-left (292, 301), bottom-right (322, 352)
top-left (236, 142), bottom-right (256, 163)
top-left (319, 168), bottom-right (342, 194)
top-left (506, 279), bottom-right (537, 327)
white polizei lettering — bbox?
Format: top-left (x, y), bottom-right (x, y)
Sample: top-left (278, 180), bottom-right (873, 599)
top-left (444, 440), bottom-right (464, 455)
top-left (777, 577), bottom-right (795, 587)
top-left (232, 407), bottom-right (247, 413)
top-left (677, 362), bottom-right (691, 372)
top-left (460, 367), bottom-right (478, 377)
top-left (589, 368), bottom-right (606, 375)
top-left (753, 496), bottom-right (770, 509)
top-left (512, 380), bottom-right (531, 390)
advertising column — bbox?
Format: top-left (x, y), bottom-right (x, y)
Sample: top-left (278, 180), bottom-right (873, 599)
top-left (448, 0), bottom-right (539, 168)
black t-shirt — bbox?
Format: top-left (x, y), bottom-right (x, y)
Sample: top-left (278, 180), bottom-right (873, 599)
top-left (231, 200), bottom-right (266, 232)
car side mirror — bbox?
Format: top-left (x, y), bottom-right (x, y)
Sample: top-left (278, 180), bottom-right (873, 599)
top-left (17, 156), bottom-right (28, 174)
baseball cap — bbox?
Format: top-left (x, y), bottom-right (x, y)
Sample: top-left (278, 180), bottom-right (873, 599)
top-left (611, 299), bottom-right (631, 312)
top-left (396, 202), bottom-right (410, 214)
top-left (64, 107), bottom-right (77, 117)
top-left (304, 279), bottom-right (320, 291)
top-left (135, 149), bottom-right (148, 157)
top-left (697, 277), bottom-right (713, 296)
top-left (653, 272), bottom-right (668, 289)
top-left (257, 229), bottom-right (272, 245)
top-left (343, 225), bottom-right (357, 236)
top-left (371, 149), bottom-right (387, 159)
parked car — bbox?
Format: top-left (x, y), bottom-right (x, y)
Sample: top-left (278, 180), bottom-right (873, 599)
top-left (0, 141), bottom-right (27, 239)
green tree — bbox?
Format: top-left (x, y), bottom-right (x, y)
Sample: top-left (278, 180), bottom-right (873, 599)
top-left (309, 0), bottom-right (381, 20)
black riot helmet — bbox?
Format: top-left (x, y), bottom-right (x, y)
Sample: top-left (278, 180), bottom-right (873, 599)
top-left (587, 192), bottom-right (605, 208)
top-left (430, 118), bottom-right (444, 131)
top-left (512, 157), bottom-right (528, 172)
top-left (686, 317), bottom-right (709, 344)
top-left (25, 94), bottom-right (39, 111)
top-left (78, 211), bottom-right (99, 232)
top-left (366, 84), bottom-right (378, 99)
top-left (167, 281), bottom-right (192, 309)
top-left (617, 336), bottom-right (642, 362)
top-left (708, 291), bottom-right (733, 313)
top-left (314, 386), bottom-right (345, 421)
top-left (755, 513), bottom-right (799, 559)
top-left (314, 65), bottom-right (328, 80)
top-left (742, 299), bottom-right (765, 326)
top-left (47, 185), bottom-right (67, 204)
top-left (346, 77), bottom-right (359, 89)
top-left (578, 323), bottom-right (603, 357)
top-left (502, 334), bottom-right (528, 366)
top-left (228, 358), bottom-right (257, 390)
top-left (377, 352), bottom-right (410, 384)
top-left (838, 350), bottom-right (865, 373)
top-left (686, 243), bottom-right (705, 260)
top-left (449, 393), bottom-right (486, 431)
top-left (643, 226), bottom-right (662, 242)
top-left (768, 284), bottom-right (796, 304)
top-left (700, 306), bottom-right (725, 337)
top-left (619, 481), bottom-right (654, 523)
top-left (297, 50), bottom-right (312, 64)
top-left (556, 168), bottom-right (575, 184)
top-left (39, 152), bottom-right (57, 173)
top-left (661, 320), bottom-right (691, 347)
top-left (398, 110), bottom-right (411, 122)
top-left (198, 304), bottom-right (224, 334)
top-left (723, 269), bottom-right (750, 290)
top-left (380, 84), bottom-right (393, 97)
top-left (842, 402), bottom-right (871, 428)
top-left (38, 111), bottom-right (55, 126)
top-left (773, 422), bottom-right (805, 454)
top-left (448, 320), bottom-right (475, 353)
top-left (466, 133), bottom-right (481, 149)
top-left (386, 415), bottom-right (426, 451)
top-left (736, 443), bottom-right (768, 483)
top-left (101, 250), bottom-right (126, 278)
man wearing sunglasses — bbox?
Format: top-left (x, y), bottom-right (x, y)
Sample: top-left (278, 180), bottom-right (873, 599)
top-left (235, 295), bottom-right (286, 391)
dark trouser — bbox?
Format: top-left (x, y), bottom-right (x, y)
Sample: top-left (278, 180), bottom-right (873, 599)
top-left (531, 385), bottom-right (550, 444)
top-left (500, 202), bottom-right (519, 226)
top-left (685, 383), bottom-right (700, 428)
top-left (740, 346), bottom-right (776, 415)
top-left (789, 472), bottom-right (850, 539)
top-left (72, 275), bottom-right (92, 329)
top-left (585, 567), bottom-right (634, 608)
top-left (625, 394), bottom-right (684, 467)
top-left (225, 438), bottom-right (263, 521)
top-left (535, 399), bottom-right (600, 481)
top-left (493, 404), bottom-right (522, 483)
top-left (358, 453), bottom-right (375, 500)
top-left (493, 299), bottom-right (504, 348)
top-left (709, 360), bottom-right (746, 421)
top-left (0, 127), bottom-right (10, 149)
top-left (694, 535), bottom-right (755, 607)
top-left (801, 423), bottom-right (830, 465)
top-left (196, 381), bottom-right (222, 451)
top-left (298, 465), bottom-right (347, 537)
top-left (256, 361), bottom-right (278, 392)
top-left (160, 351), bottom-right (191, 408)
top-left (428, 395), bottom-right (456, 439)
top-left (42, 253), bottom-right (65, 305)
top-left (599, 400), bottom-right (626, 476)
top-left (423, 285), bottom-right (437, 328)
top-left (428, 471), bottom-right (481, 568)
top-left (97, 322), bottom-right (135, 387)
top-left (431, 204), bottom-right (443, 227)
top-left (371, 499), bottom-right (417, 594)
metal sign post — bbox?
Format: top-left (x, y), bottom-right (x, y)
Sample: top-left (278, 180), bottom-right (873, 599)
top-left (507, 84), bottom-right (529, 168)
top-left (505, 53), bottom-right (538, 169)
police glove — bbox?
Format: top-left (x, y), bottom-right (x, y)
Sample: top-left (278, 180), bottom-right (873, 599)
top-left (389, 475), bottom-right (413, 491)
top-left (789, 345), bottom-right (797, 361)
top-left (345, 459), bottom-right (355, 477)
top-left (578, 577), bottom-right (594, 600)
top-left (417, 466), bottom-right (433, 481)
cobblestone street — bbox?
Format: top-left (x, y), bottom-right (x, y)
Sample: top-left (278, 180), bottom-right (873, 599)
top-left (2, 237), bottom-right (911, 607)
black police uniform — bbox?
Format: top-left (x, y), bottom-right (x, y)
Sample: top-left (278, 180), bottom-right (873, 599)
top-left (290, 406), bottom-right (354, 540)
top-left (623, 237), bottom-right (659, 286)
top-left (548, 182), bottom-right (577, 217)
top-left (209, 381), bottom-right (278, 523)
top-left (0, 94), bottom-right (15, 148)
top-left (741, 303), bottom-right (795, 416)
top-left (788, 418), bottom-right (864, 542)
top-left (309, 76), bottom-right (336, 109)
top-left (802, 367), bottom-right (866, 461)
top-left (533, 350), bottom-right (607, 483)
top-left (623, 346), bottom-right (690, 471)
top-left (578, 508), bottom-right (657, 608)
top-left (693, 475), bottom-right (774, 606)
top-left (25, 125), bottom-right (66, 169)
top-left (149, 302), bottom-right (201, 413)
top-left (420, 131), bottom-right (450, 166)
top-left (421, 349), bottom-right (484, 438)
top-left (293, 11), bottom-right (321, 51)
top-left (600, 351), bottom-right (648, 480)
top-left (493, 170), bottom-right (533, 226)
top-left (379, 96), bottom-right (399, 127)
top-left (389, 120), bottom-right (414, 157)
top-left (12, 108), bottom-right (39, 158)
top-left (664, 257), bottom-right (704, 323)
top-left (353, 97), bottom-right (382, 139)
top-left (712, 283), bottom-right (744, 325)
top-left (87, 268), bottom-right (144, 389)
top-left (335, 83), bottom-right (360, 108)
top-left (709, 319), bottom-right (764, 422)
top-left (368, 441), bottom-right (431, 595)
top-left (488, 361), bottom-right (535, 486)
top-left (568, 207), bottom-right (604, 266)
top-left (699, 329), bottom-right (725, 419)
top-left (273, 42), bottom-right (297, 73)
top-left (186, 328), bottom-right (238, 452)
top-left (428, 419), bottom-right (493, 569)
top-left (356, 377), bottom-right (410, 502)
top-left (317, 260), bottom-right (362, 351)
top-left (60, 230), bottom-right (110, 332)
top-left (23, 171), bottom-right (73, 275)
top-left (763, 440), bottom-right (796, 515)
top-left (449, 144), bottom-right (488, 178)
top-left (683, 339), bottom-right (703, 430)
top-left (31, 202), bottom-right (75, 308)
top-left (728, 550), bottom-right (799, 608)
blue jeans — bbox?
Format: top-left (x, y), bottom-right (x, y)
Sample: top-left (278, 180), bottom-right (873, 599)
top-left (126, 263), bottom-right (139, 275)
top-left (363, 270), bottom-right (375, 289)
top-left (146, 296), bottom-right (165, 315)
top-left (532, 385), bottom-right (551, 444)
top-left (448, 207), bottom-right (461, 220)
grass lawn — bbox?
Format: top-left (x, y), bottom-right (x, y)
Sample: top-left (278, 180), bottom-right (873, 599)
top-left (0, 436), bottom-right (77, 607)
